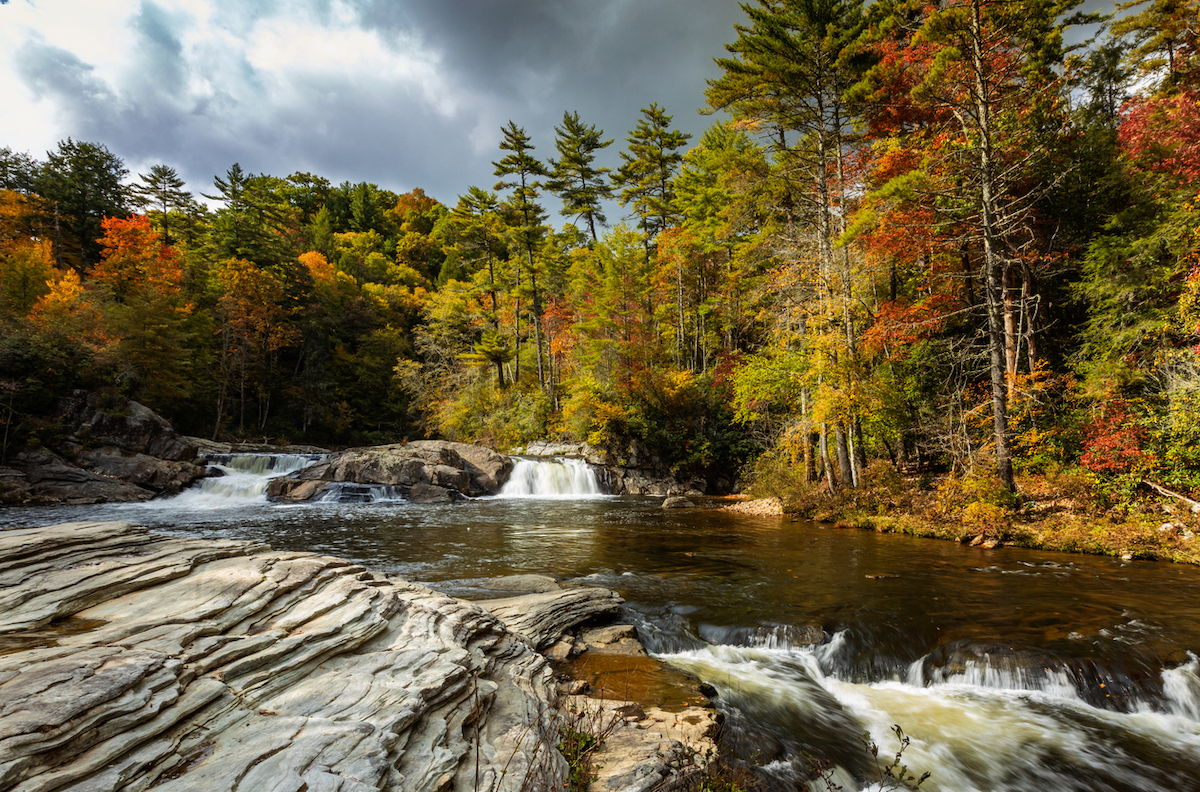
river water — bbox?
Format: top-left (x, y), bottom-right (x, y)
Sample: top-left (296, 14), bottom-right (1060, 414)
top-left (3, 455), bottom-right (1200, 791)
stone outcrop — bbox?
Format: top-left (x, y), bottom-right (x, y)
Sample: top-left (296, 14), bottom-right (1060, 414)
top-left (1, 448), bottom-right (157, 504)
top-left (1, 392), bottom-right (205, 505)
top-left (479, 588), bottom-right (625, 649)
top-left (268, 440), bottom-right (512, 502)
top-left (0, 521), bottom-right (569, 792)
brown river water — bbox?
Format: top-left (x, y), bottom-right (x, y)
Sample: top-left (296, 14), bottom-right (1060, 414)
top-left (3, 455), bottom-right (1200, 790)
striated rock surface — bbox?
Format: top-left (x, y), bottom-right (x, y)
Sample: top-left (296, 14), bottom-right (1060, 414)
top-left (479, 588), bottom-right (624, 650)
top-left (0, 521), bottom-right (568, 792)
top-left (268, 441), bottom-right (512, 502)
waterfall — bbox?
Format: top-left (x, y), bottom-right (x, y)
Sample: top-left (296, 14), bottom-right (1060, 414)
top-left (497, 457), bottom-right (607, 498)
top-left (162, 453), bottom-right (325, 508)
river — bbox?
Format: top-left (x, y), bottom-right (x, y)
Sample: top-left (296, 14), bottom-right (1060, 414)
top-left (3, 454), bottom-right (1199, 791)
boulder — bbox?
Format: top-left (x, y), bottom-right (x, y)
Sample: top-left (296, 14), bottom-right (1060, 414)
top-left (578, 624), bottom-right (647, 657)
top-left (662, 496), bottom-right (695, 509)
top-left (5, 392), bottom-right (205, 504)
top-left (275, 441), bottom-right (513, 502)
top-left (408, 482), bottom-right (455, 503)
top-left (0, 521), bottom-right (569, 792)
top-left (77, 447), bottom-right (206, 495)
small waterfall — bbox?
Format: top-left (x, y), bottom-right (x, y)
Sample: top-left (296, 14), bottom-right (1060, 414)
top-left (312, 482), bottom-right (405, 504)
top-left (497, 457), bottom-right (606, 498)
top-left (164, 453), bottom-right (325, 508)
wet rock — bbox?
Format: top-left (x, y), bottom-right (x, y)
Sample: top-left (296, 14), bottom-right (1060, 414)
top-left (408, 482), bottom-right (455, 503)
top-left (266, 478), bottom-right (329, 501)
top-left (479, 588), bottom-right (624, 649)
top-left (0, 521), bottom-right (567, 792)
top-left (518, 441), bottom-right (606, 465)
top-left (545, 636), bottom-right (578, 662)
top-left (560, 679), bottom-right (590, 695)
top-left (662, 497), bottom-right (695, 509)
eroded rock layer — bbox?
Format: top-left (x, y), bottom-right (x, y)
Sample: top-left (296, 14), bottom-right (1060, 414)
top-left (0, 521), bottom-right (566, 792)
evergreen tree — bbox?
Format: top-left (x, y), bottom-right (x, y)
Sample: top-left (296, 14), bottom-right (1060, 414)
top-left (34, 139), bottom-right (131, 271)
top-left (493, 121), bottom-right (551, 389)
top-left (133, 164), bottom-right (193, 245)
top-left (613, 103), bottom-right (690, 246)
top-left (546, 111), bottom-right (614, 242)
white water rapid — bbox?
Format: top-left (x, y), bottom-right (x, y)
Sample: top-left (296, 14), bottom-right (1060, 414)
top-left (656, 631), bottom-right (1200, 792)
top-left (156, 453), bottom-right (325, 509)
top-left (497, 457), bottom-right (607, 498)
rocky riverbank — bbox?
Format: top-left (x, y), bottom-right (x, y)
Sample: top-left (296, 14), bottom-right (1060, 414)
top-left (0, 521), bottom-right (718, 792)
top-left (0, 392), bottom-right (206, 505)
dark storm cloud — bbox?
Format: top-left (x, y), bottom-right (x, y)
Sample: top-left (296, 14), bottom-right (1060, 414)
top-left (8, 0), bottom-right (748, 217)
top-left (16, 38), bottom-right (123, 131)
top-left (130, 1), bottom-right (187, 95)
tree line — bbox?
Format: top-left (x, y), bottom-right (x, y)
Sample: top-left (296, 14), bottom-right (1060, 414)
top-left (2, 0), bottom-right (1197, 497)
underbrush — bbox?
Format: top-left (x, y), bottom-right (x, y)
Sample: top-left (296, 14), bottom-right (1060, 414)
top-left (746, 451), bottom-right (1200, 565)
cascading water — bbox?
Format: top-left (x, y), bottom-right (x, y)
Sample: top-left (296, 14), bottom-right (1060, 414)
top-left (162, 453), bottom-right (325, 508)
top-left (651, 626), bottom-right (1200, 792)
top-left (497, 456), bottom-right (607, 498)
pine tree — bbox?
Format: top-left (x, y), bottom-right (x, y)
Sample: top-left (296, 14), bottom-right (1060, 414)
top-left (493, 121), bottom-right (551, 388)
top-left (614, 104), bottom-right (690, 248)
top-left (546, 111), bottom-right (614, 242)
top-left (133, 164), bottom-right (192, 245)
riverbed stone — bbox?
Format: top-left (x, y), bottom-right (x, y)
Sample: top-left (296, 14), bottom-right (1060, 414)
top-left (483, 575), bottom-right (562, 593)
top-left (0, 521), bottom-right (569, 792)
top-left (662, 496), bottom-right (695, 509)
top-left (577, 625), bottom-right (647, 657)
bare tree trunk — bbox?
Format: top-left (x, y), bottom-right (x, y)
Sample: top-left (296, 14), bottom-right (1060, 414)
top-left (972, 0), bottom-right (1014, 490)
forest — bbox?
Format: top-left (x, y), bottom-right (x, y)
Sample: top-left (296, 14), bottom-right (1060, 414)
top-left (1, 0), bottom-right (1197, 519)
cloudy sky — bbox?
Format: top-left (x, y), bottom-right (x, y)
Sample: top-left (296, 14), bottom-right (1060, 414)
top-left (1, 0), bottom-right (747, 211)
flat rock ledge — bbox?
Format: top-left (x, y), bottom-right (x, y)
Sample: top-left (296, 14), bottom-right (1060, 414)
top-left (268, 441), bottom-right (512, 502)
top-left (0, 521), bottom-right (566, 792)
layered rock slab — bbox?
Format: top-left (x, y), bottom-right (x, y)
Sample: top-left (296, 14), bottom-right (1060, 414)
top-left (0, 521), bottom-right (566, 792)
